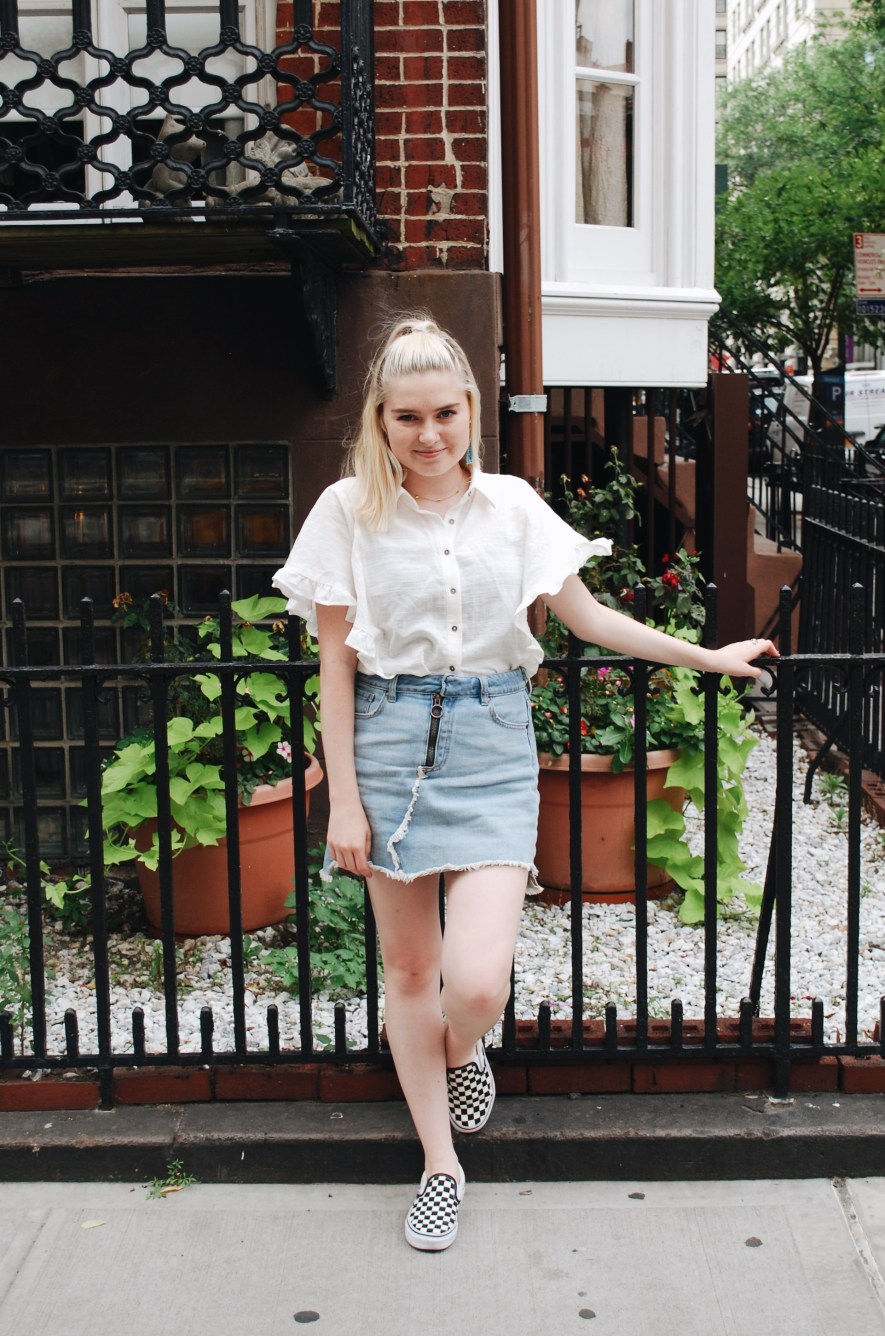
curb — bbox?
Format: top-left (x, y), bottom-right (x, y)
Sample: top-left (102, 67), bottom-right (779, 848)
top-left (1, 1093), bottom-right (884, 1185)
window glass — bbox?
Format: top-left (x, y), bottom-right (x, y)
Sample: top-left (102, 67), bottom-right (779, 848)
top-left (575, 0), bottom-right (633, 71)
top-left (574, 0), bottom-right (636, 228)
top-left (575, 79), bottom-right (633, 227)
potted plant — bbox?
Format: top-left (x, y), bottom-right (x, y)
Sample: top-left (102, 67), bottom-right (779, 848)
top-left (99, 592), bottom-right (322, 936)
top-left (532, 453), bottom-right (761, 923)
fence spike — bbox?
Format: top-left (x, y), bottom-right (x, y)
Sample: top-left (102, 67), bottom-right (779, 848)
top-left (811, 998), bottom-right (824, 1048)
top-left (537, 1001), bottom-right (551, 1051)
top-left (267, 1005), bottom-right (280, 1057)
top-left (334, 1001), bottom-right (347, 1058)
top-left (0, 1013), bottom-right (13, 1061)
top-left (64, 1009), bottom-right (80, 1059)
top-left (200, 1006), bottom-right (214, 1058)
top-left (604, 1002), bottom-right (618, 1053)
top-left (131, 1008), bottom-right (146, 1061)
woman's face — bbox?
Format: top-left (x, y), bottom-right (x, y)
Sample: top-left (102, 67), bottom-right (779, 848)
top-left (380, 370), bottom-right (472, 485)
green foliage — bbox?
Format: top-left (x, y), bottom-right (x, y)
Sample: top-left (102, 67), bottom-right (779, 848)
top-left (532, 451), bottom-right (761, 922)
top-left (715, 26), bottom-right (885, 369)
top-left (99, 593), bottom-right (320, 872)
top-left (262, 847), bottom-right (375, 998)
top-left (42, 870), bottom-right (92, 931)
top-left (148, 1157), bottom-right (197, 1199)
top-left (644, 701), bottom-right (761, 925)
top-left (145, 938), bottom-right (201, 994)
top-left (0, 903), bottom-right (34, 1046)
top-left (817, 769), bottom-right (849, 829)
top-left (1, 840), bottom-right (92, 932)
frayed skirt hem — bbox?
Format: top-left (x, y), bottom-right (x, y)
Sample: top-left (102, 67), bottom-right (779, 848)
top-left (322, 857), bottom-right (542, 896)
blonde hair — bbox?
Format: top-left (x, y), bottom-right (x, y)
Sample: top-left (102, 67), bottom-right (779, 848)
top-left (346, 314), bottom-right (482, 529)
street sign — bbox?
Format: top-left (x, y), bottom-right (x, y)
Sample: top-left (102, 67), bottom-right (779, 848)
top-left (854, 233), bottom-right (885, 316)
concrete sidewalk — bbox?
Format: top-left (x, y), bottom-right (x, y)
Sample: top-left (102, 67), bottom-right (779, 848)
top-left (2, 1177), bottom-right (885, 1335)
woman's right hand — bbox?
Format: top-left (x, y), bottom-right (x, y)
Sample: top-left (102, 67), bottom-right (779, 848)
top-left (326, 799), bottom-right (373, 879)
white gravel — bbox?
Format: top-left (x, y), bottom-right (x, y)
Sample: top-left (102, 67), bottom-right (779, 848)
top-left (13, 728), bottom-right (885, 1058)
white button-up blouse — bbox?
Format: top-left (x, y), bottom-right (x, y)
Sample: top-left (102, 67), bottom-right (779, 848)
top-left (272, 470), bottom-right (612, 678)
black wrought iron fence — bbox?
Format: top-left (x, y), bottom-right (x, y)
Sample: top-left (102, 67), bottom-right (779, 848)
top-left (1, 589), bottom-right (884, 1107)
top-left (0, 0), bottom-right (378, 237)
top-left (710, 319), bottom-right (885, 556)
top-left (799, 482), bottom-right (885, 783)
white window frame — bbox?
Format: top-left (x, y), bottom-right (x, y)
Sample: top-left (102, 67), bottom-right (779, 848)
top-left (545, 0), bottom-right (653, 285)
top-left (534, 0), bottom-right (719, 388)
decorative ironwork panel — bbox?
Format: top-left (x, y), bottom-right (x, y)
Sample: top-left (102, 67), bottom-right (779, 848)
top-left (0, 0), bottom-right (377, 242)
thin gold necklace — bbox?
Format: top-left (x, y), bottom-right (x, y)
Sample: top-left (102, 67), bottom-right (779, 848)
top-left (407, 478), bottom-right (467, 502)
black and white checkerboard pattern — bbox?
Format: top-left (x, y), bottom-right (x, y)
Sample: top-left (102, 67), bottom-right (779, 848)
top-left (405, 1173), bottom-right (461, 1248)
top-left (446, 1043), bottom-right (495, 1132)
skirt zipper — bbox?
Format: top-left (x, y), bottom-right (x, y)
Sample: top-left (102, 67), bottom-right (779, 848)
top-left (424, 693), bottom-right (445, 767)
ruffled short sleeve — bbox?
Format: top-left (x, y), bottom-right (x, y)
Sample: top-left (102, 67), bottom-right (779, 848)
top-left (515, 482), bottom-right (612, 613)
top-left (272, 481), bottom-right (358, 635)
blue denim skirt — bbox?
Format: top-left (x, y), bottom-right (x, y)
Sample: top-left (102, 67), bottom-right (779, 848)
top-left (326, 670), bottom-right (540, 888)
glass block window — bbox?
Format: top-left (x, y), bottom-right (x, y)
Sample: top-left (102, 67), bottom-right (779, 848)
top-left (0, 442), bottom-right (292, 861)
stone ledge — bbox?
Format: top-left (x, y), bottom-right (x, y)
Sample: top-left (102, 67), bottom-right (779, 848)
top-left (1, 1094), bottom-right (885, 1184)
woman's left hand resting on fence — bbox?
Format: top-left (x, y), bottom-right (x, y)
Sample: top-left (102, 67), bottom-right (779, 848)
top-left (544, 574), bottom-right (779, 678)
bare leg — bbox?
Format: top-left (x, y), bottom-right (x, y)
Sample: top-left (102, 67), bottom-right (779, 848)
top-left (366, 869), bottom-right (458, 1179)
top-left (440, 866), bottom-right (528, 1069)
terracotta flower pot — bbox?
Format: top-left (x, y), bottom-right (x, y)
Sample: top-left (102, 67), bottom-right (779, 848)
top-left (535, 749), bottom-right (685, 904)
top-left (137, 754), bottom-right (323, 936)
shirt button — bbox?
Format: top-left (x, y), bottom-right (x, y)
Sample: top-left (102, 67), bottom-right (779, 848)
top-left (448, 518), bottom-right (455, 525)
top-left (450, 588), bottom-right (456, 594)
top-left (451, 625), bottom-right (458, 632)
top-left (444, 548), bottom-right (450, 555)
top-left (449, 665), bottom-right (455, 671)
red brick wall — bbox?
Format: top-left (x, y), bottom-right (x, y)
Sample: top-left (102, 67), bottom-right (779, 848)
top-left (276, 0), bottom-right (489, 270)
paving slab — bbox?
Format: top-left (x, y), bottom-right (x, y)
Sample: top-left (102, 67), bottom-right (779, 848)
top-left (1, 1179), bottom-right (884, 1336)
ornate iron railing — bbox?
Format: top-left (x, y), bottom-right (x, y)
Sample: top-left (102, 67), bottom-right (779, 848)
top-left (0, 0), bottom-right (378, 244)
top-left (1, 590), bottom-right (884, 1107)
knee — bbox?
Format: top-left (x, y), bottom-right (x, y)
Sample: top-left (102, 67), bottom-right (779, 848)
top-left (383, 950), bottom-right (440, 999)
top-left (444, 972), bottom-right (510, 1021)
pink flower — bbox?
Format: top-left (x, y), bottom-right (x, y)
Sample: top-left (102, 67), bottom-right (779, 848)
top-left (276, 741), bottom-right (292, 762)
top-left (597, 666), bottom-right (611, 677)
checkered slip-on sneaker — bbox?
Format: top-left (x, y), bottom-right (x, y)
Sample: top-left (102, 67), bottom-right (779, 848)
top-left (404, 1163), bottom-right (466, 1252)
top-left (446, 1038), bottom-right (496, 1133)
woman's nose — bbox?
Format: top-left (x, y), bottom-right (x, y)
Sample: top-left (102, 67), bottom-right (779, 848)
top-left (418, 421), bottom-right (439, 443)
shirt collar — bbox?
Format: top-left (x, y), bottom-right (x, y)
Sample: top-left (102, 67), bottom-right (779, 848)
top-left (467, 468), bottom-right (498, 508)
top-left (397, 466), bottom-right (496, 511)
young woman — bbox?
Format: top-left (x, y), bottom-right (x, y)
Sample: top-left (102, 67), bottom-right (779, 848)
top-left (273, 316), bottom-right (777, 1252)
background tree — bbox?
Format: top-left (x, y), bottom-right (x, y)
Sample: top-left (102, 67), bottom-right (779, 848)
top-left (716, 23), bottom-right (885, 383)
